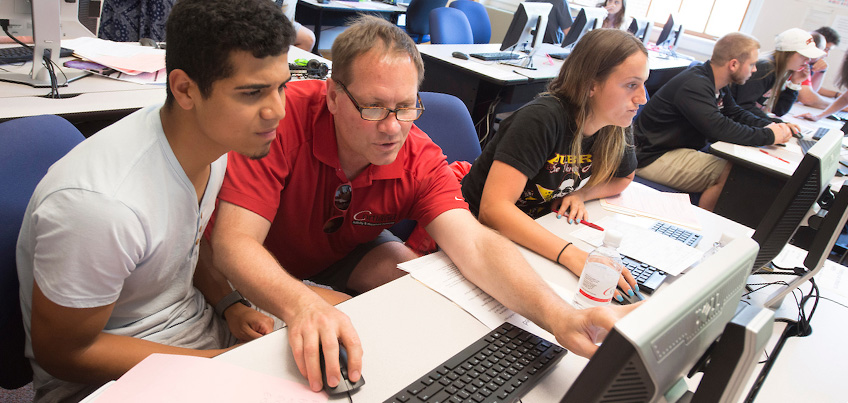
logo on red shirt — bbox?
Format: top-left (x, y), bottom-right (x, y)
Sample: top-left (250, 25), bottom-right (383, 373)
top-left (352, 210), bottom-right (398, 227)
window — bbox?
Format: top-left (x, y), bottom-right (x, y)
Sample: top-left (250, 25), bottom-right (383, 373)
top-left (623, 0), bottom-right (751, 38)
top-left (520, 0), bottom-right (752, 38)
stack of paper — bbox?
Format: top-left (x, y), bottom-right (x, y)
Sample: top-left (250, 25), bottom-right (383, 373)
top-left (600, 183), bottom-right (701, 230)
top-left (61, 37), bottom-right (166, 85)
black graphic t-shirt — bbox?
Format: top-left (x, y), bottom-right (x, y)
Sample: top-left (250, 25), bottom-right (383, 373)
top-left (462, 96), bottom-right (637, 219)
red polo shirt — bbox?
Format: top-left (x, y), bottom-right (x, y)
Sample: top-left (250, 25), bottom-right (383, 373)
top-left (216, 80), bottom-right (467, 279)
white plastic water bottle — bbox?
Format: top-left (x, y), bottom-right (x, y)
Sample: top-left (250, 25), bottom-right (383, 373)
top-left (572, 230), bottom-right (624, 309)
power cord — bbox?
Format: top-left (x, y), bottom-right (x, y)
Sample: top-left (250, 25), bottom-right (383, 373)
top-left (1, 18), bottom-right (64, 96)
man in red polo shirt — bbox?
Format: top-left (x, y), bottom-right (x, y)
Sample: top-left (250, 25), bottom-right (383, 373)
top-left (207, 15), bottom-right (635, 393)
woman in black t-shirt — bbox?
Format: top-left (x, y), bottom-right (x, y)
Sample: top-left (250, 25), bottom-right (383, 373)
top-left (461, 29), bottom-right (644, 302)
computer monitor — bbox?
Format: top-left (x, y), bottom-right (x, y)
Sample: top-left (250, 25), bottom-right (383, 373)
top-left (562, 237), bottom-right (773, 402)
top-left (655, 14), bottom-right (683, 52)
top-left (499, 2), bottom-right (551, 68)
top-left (527, 0), bottom-right (571, 44)
top-left (627, 17), bottom-right (652, 45)
top-left (759, 182), bottom-right (848, 309)
top-left (0, 0), bottom-right (92, 88)
top-left (751, 129), bottom-right (842, 278)
top-left (559, 7), bottom-right (590, 49)
top-left (581, 6), bottom-right (607, 30)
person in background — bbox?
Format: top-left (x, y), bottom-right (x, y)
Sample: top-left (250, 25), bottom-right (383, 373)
top-left (16, 0), bottom-right (295, 401)
top-left (730, 28), bottom-right (825, 121)
top-left (635, 32), bottom-right (793, 212)
top-left (798, 50), bottom-right (848, 121)
top-left (278, 0), bottom-right (317, 51)
top-left (207, 15), bottom-right (638, 394)
top-left (600, 0), bottom-right (626, 30)
top-left (98, 0), bottom-right (174, 42)
top-left (812, 26), bottom-right (842, 99)
top-left (796, 32), bottom-right (837, 109)
top-left (461, 28), bottom-right (641, 303)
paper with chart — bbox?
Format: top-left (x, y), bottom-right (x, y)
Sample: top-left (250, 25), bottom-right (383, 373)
top-left (569, 215), bottom-right (704, 276)
top-left (398, 251), bottom-right (565, 344)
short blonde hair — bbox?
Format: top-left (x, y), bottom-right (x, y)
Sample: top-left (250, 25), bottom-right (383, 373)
top-left (330, 15), bottom-right (424, 87)
top-left (711, 32), bottom-right (760, 66)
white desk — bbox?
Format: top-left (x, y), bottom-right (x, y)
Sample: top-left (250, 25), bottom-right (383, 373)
top-left (709, 103), bottom-right (847, 228)
top-left (417, 44), bottom-right (692, 144)
top-left (216, 195), bottom-right (765, 402)
top-left (0, 46), bottom-right (331, 132)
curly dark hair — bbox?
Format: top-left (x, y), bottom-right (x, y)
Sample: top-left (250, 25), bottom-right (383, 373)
top-left (164, 0), bottom-right (296, 105)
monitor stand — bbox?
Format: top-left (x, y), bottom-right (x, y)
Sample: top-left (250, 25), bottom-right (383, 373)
top-left (0, 65), bottom-right (89, 88)
top-left (687, 304), bottom-right (774, 403)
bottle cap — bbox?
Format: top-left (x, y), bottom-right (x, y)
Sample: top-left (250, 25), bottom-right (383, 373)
top-left (603, 229), bottom-right (623, 249)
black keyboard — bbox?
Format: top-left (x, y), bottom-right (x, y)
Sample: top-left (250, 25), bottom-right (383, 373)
top-left (651, 221), bottom-right (702, 247)
top-left (0, 45), bottom-right (74, 65)
top-left (831, 110), bottom-right (848, 121)
top-left (799, 138), bottom-right (816, 154)
top-left (620, 254), bottom-right (665, 294)
top-left (813, 126), bottom-right (829, 140)
top-left (469, 52), bottom-right (521, 61)
top-left (384, 322), bottom-right (566, 403)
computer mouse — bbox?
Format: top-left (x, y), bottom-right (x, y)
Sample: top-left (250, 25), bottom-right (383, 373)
top-left (452, 51), bottom-right (469, 60)
top-left (614, 287), bottom-right (645, 305)
top-left (792, 130), bottom-right (803, 139)
top-left (319, 344), bottom-right (365, 395)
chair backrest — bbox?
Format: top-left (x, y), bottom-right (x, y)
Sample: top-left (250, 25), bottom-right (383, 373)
top-left (389, 92), bottom-right (482, 240)
top-left (0, 115), bottom-right (85, 389)
top-left (429, 7), bottom-right (474, 45)
top-left (405, 0), bottom-right (450, 42)
top-left (449, 0), bottom-right (491, 44)
top-left (416, 92), bottom-right (482, 163)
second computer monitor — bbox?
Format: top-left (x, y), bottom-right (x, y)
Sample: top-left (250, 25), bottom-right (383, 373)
top-left (561, 238), bottom-right (762, 402)
top-left (751, 129), bottom-right (841, 273)
top-left (559, 8), bottom-right (591, 49)
top-left (500, 2), bottom-right (552, 56)
top-left (627, 17), bottom-right (652, 45)
top-left (527, 0), bottom-right (572, 44)
top-left (655, 14), bottom-right (683, 51)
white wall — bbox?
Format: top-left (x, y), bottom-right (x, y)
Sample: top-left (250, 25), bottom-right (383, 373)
top-left (748, 0), bottom-right (848, 92)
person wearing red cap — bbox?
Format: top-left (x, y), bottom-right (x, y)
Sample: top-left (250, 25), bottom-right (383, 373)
top-left (730, 28), bottom-right (826, 123)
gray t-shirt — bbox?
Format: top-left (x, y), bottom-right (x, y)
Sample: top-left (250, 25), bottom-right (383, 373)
top-left (17, 104), bottom-right (227, 393)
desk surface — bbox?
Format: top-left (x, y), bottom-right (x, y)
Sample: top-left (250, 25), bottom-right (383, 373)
top-left (711, 104), bottom-right (846, 178)
top-left (216, 195), bottom-right (769, 402)
top-left (0, 46), bottom-right (330, 122)
top-left (417, 44), bottom-right (691, 85)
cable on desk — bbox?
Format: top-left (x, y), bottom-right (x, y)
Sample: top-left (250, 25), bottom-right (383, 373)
top-left (1, 19), bottom-right (64, 98)
top-left (820, 296), bottom-right (848, 310)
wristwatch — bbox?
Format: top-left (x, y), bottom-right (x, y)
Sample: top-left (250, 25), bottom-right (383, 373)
top-left (785, 81), bottom-right (802, 91)
top-left (215, 290), bottom-right (252, 318)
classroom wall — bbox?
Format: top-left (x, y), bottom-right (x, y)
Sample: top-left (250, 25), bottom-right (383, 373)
top-left (748, 0), bottom-right (848, 93)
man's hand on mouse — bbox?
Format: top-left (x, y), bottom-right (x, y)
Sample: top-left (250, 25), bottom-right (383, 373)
top-left (286, 294), bottom-right (363, 392)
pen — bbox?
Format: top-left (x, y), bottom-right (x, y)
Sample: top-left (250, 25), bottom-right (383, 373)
top-left (579, 220), bottom-right (605, 231)
top-left (759, 149), bottom-right (790, 163)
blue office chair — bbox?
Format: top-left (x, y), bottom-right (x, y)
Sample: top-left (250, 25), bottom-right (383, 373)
top-left (389, 92), bottom-right (482, 240)
top-left (430, 7), bottom-right (474, 45)
top-left (404, 0), bottom-right (449, 43)
top-left (449, 0), bottom-right (491, 44)
top-left (0, 115), bottom-right (85, 390)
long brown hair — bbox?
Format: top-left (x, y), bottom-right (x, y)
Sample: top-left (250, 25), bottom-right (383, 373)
top-left (599, 0), bottom-right (626, 30)
top-left (762, 51), bottom-right (795, 113)
top-left (545, 28), bottom-right (645, 188)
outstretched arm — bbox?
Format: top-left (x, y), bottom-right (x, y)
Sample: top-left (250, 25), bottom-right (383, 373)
top-left (209, 201), bottom-right (362, 392)
top-left (427, 209), bottom-right (639, 357)
top-left (30, 282), bottom-right (229, 384)
top-left (478, 161), bottom-right (636, 298)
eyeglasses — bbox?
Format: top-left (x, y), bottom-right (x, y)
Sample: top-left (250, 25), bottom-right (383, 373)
top-left (323, 183), bottom-right (352, 234)
top-left (335, 81), bottom-right (425, 122)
